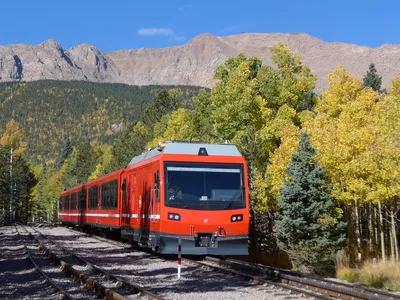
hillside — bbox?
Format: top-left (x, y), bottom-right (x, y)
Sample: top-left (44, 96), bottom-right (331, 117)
top-left (1, 33), bottom-right (400, 91)
top-left (0, 80), bottom-right (202, 162)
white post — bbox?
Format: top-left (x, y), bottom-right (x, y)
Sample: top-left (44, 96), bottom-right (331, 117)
top-left (177, 238), bottom-right (182, 279)
top-left (9, 147), bottom-right (13, 225)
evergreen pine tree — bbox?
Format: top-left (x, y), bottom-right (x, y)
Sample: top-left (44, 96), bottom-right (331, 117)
top-left (57, 138), bottom-right (73, 169)
top-left (362, 63), bottom-right (382, 93)
top-left (75, 141), bottom-right (97, 184)
top-left (275, 132), bottom-right (346, 275)
top-left (12, 155), bottom-right (36, 223)
top-left (141, 90), bottom-right (181, 126)
top-left (106, 121), bottom-right (151, 172)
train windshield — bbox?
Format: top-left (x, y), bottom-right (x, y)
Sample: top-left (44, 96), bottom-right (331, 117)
top-left (164, 163), bottom-right (246, 210)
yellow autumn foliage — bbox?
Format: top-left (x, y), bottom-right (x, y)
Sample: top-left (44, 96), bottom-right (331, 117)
top-left (304, 66), bottom-right (383, 205)
top-left (0, 119), bottom-right (27, 156)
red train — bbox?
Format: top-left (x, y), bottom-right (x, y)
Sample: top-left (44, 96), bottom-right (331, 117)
top-left (58, 142), bottom-right (249, 255)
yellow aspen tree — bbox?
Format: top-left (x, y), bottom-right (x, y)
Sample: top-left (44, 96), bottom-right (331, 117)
top-left (146, 108), bottom-right (194, 149)
top-left (305, 66), bottom-right (378, 264)
top-left (253, 105), bottom-right (301, 211)
top-left (270, 42), bottom-right (317, 108)
top-left (367, 77), bottom-right (400, 261)
top-left (162, 108), bottom-right (194, 141)
top-left (1, 119), bottom-right (27, 224)
top-left (0, 119), bottom-right (26, 156)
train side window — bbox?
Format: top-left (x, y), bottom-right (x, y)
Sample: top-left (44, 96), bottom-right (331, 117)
top-left (95, 186), bottom-right (99, 209)
top-left (101, 180), bottom-right (118, 210)
top-left (59, 197), bottom-right (62, 211)
top-left (64, 195), bottom-right (70, 211)
top-left (101, 182), bottom-right (108, 209)
top-left (101, 183), bottom-right (107, 209)
top-left (71, 193), bottom-right (77, 210)
top-left (113, 180), bottom-right (118, 208)
top-left (89, 187), bottom-right (93, 210)
top-left (78, 188), bottom-right (86, 210)
top-left (89, 186), bottom-right (98, 210)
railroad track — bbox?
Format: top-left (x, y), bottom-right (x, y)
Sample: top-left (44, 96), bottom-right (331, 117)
top-left (23, 224), bottom-right (165, 300)
top-left (201, 257), bottom-right (400, 300)
top-left (63, 225), bottom-right (400, 299)
top-left (14, 224), bottom-right (74, 299)
top-left (72, 228), bottom-right (328, 299)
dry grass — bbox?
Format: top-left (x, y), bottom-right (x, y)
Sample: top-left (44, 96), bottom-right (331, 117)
top-left (337, 261), bottom-right (400, 291)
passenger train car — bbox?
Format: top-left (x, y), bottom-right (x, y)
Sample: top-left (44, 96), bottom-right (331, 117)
top-left (59, 142), bottom-right (249, 255)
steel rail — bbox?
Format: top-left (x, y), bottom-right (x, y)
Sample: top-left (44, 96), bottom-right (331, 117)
top-left (29, 225), bottom-right (165, 300)
top-left (204, 256), bottom-right (400, 300)
top-left (14, 225), bottom-right (74, 300)
top-left (181, 256), bottom-right (332, 300)
top-left (22, 224), bottom-right (137, 299)
top-left (65, 225), bottom-right (400, 299)
top-left (68, 226), bottom-right (342, 299)
top-left (223, 257), bottom-right (400, 299)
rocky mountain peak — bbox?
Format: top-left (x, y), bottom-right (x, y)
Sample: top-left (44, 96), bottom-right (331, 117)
top-left (1, 33), bottom-right (400, 91)
top-left (66, 43), bottom-right (120, 80)
top-left (40, 39), bottom-right (62, 51)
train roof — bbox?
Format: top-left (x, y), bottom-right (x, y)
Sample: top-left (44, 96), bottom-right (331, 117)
top-left (128, 141), bottom-right (242, 167)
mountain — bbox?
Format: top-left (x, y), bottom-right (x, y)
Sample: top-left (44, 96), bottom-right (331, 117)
top-left (1, 33), bottom-right (400, 91)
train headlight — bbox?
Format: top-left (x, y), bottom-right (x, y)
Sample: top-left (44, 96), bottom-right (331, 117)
top-left (231, 214), bottom-right (243, 222)
top-left (168, 212), bottom-right (181, 221)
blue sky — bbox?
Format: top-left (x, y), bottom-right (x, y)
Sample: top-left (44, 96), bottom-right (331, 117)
top-left (0, 0), bottom-right (398, 52)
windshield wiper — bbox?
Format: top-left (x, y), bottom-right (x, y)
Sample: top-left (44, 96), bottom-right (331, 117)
top-left (223, 187), bottom-right (244, 210)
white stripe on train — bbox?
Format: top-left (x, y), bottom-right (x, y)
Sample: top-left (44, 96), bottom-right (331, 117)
top-left (58, 213), bottom-right (160, 219)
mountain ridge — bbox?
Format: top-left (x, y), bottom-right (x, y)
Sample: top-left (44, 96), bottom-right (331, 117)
top-left (1, 33), bottom-right (400, 91)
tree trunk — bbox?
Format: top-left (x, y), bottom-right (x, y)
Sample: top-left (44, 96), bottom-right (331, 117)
top-left (346, 205), bottom-right (356, 266)
top-left (374, 206), bottom-right (379, 255)
top-left (390, 210), bottom-right (395, 262)
top-left (369, 203), bottom-right (374, 254)
top-left (391, 208), bottom-right (399, 261)
top-left (248, 203), bottom-right (259, 259)
top-left (50, 202), bottom-right (54, 223)
top-left (354, 200), bottom-right (361, 261)
top-left (9, 147), bottom-right (13, 225)
top-left (378, 200), bottom-right (386, 262)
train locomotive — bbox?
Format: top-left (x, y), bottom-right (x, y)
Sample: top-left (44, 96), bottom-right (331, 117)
top-left (58, 142), bottom-right (249, 255)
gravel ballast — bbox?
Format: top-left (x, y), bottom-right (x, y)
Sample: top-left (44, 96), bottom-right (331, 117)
top-left (0, 226), bottom-right (63, 299)
top-left (34, 225), bottom-right (302, 300)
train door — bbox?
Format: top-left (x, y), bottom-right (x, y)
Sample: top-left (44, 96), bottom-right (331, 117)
top-left (96, 184), bottom-right (101, 225)
top-left (130, 173), bottom-right (138, 226)
top-left (150, 170), bottom-right (160, 224)
top-left (121, 178), bottom-right (129, 228)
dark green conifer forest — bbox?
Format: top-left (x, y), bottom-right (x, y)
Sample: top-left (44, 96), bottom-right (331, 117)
top-left (0, 80), bottom-right (202, 162)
